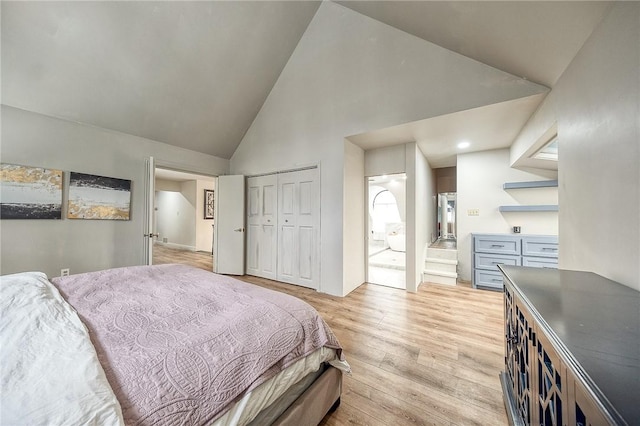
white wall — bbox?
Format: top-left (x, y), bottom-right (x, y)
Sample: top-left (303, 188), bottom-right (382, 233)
top-left (196, 179), bottom-right (216, 253)
top-left (230, 2), bottom-right (545, 295)
top-left (155, 183), bottom-right (196, 250)
top-left (457, 149), bottom-right (559, 281)
top-left (365, 145), bottom-right (406, 177)
top-left (343, 140), bottom-right (365, 295)
top-left (1, 105), bottom-right (229, 277)
top-left (407, 143), bottom-right (434, 291)
top-left (512, 3), bottom-right (639, 290)
top-left (156, 179), bottom-right (182, 192)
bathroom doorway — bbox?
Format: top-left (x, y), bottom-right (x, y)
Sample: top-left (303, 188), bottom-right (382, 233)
top-left (367, 173), bottom-right (406, 289)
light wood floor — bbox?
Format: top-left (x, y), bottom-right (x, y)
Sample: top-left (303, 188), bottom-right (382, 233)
top-left (153, 246), bottom-right (508, 425)
top-left (152, 243), bottom-right (214, 271)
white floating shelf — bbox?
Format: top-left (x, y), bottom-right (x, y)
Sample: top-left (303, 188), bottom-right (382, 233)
top-left (503, 180), bottom-right (558, 190)
top-left (499, 205), bottom-right (559, 212)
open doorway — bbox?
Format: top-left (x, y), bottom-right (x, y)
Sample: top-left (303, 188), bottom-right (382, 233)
top-left (152, 168), bottom-right (217, 271)
top-left (367, 173), bottom-right (406, 289)
top-left (437, 192), bottom-right (457, 240)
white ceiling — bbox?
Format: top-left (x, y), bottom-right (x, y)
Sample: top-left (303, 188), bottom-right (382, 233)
top-left (2, 1), bottom-right (612, 167)
top-left (347, 93), bottom-right (547, 168)
top-left (337, 1), bottom-right (612, 88)
top-left (155, 168), bottom-right (215, 183)
top-left (1, 1), bottom-right (321, 159)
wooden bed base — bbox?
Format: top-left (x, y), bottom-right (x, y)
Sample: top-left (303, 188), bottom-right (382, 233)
top-left (272, 366), bottom-right (342, 426)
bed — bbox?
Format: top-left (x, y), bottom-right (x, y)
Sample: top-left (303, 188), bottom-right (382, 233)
top-left (0, 264), bottom-right (349, 425)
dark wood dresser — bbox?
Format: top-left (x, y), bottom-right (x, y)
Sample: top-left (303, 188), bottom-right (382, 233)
top-left (498, 265), bottom-right (639, 425)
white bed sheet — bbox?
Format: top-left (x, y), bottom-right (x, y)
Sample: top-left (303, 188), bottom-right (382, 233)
top-left (214, 347), bottom-right (349, 425)
top-left (0, 272), bottom-right (124, 426)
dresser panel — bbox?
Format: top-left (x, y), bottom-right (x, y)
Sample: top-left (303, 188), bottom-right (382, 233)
top-left (474, 235), bottom-right (521, 255)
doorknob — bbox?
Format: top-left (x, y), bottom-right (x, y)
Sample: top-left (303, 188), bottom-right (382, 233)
top-left (234, 228), bottom-right (245, 232)
top-left (144, 233), bottom-right (159, 238)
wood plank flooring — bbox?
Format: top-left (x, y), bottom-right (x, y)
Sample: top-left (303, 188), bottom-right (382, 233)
top-left (152, 243), bottom-right (213, 271)
top-left (153, 246), bottom-right (508, 425)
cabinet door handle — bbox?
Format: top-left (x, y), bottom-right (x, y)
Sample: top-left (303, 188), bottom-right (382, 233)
top-left (491, 244), bottom-right (505, 248)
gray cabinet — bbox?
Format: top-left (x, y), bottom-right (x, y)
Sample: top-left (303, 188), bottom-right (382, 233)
top-left (499, 266), bottom-right (639, 426)
top-left (472, 234), bottom-right (557, 290)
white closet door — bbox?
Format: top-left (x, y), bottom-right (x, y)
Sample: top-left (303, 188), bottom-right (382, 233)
top-left (277, 169), bottom-right (319, 289)
top-left (246, 175), bottom-right (277, 280)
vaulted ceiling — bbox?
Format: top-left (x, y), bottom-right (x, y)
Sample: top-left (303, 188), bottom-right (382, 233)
top-left (1, 1), bottom-right (612, 163)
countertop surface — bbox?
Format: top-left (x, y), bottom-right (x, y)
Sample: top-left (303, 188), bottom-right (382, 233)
top-left (499, 265), bottom-right (640, 424)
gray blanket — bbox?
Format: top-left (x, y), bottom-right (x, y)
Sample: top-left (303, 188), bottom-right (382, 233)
top-left (52, 264), bottom-right (343, 425)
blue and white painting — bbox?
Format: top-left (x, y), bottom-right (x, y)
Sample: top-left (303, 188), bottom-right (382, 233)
top-left (68, 172), bottom-right (131, 220)
top-left (0, 164), bottom-right (63, 219)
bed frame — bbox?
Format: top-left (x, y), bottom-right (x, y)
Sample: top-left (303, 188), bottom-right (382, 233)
top-left (272, 366), bottom-right (342, 425)
top-left (243, 364), bottom-right (342, 426)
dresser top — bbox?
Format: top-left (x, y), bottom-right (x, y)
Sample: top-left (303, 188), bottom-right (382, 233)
top-left (499, 265), bottom-right (640, 424)
top-left (471, 233), bottom-right (558, 239)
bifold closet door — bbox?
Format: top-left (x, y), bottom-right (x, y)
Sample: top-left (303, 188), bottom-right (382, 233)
top-left (277, 169), bottom-right (319, 289)
top-left (246, 175), bottom-right (277, 280)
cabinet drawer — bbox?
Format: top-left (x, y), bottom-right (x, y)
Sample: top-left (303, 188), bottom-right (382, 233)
top-left (474, 236), bottom-right (521, 255)
top-left (522, 256), bottom-right (558, 269)
top-left (475, 270), bottom-right (504, 290)
top-left (475, 253), bottom-right (521, 271)
top-left (522, 237), bottom-right (558, 258)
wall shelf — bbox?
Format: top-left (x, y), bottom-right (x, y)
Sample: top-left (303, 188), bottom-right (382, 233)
top-left (503, 180), bottom-right (558, 190)
top-left (499, 205), bottom-right (558, 212)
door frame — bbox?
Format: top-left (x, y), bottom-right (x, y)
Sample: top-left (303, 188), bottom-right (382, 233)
top-left (364, 173), bottom-right (408, 289)
top-left (144, 158), bottom-right (219, 266)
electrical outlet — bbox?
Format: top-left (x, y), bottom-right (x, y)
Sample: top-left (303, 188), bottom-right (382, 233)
top-left (467, 209), bottom-right (480, 216)
top-left (61, 268), bottom-right (70, 277)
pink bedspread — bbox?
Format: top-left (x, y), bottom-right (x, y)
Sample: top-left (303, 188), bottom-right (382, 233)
top-left (52, 264), bottom-right (343, 425)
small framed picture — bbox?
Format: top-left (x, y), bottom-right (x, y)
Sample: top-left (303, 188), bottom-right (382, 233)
top-left (204, 189), bottom-right (214, 219)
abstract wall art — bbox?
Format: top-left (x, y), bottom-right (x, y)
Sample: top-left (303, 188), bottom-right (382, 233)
top-left (68, 172), bottom-right (131, 220)
top-left (0, 164), bottom-right (63, 219)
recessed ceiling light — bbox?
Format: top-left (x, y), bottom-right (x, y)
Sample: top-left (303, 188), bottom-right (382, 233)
top-left (457, 141), bottom-right (470, 149)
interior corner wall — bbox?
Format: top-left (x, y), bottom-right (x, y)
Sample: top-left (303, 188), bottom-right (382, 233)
top-left (230, 1), bottom-right (545, 296)
top-left (196, 179), bottom-right (216, 253)
top-left (457, 149), bottom-right (559, 282)
top-left (343, 140), bottom-right (365, 295)
top-left (155, 185), bottom-right (196, 250)
top-left (411, 144), bottom-right (433, 291)
top-left (0, 105), bottom-right (229, 278)
top-left (535, 3), bottom-right (638, 290)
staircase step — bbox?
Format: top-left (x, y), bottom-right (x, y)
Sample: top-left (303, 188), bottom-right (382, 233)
top-left (425, 257), bottom-right (457, 265)
top-left (426, 248), bottom-right (458, 261)
top-left (423, 271), bottom-right (457, 286)
top-left (423, 269), bottom-right (457, 278)
top-left (424, 262), bottom-right (457, 273)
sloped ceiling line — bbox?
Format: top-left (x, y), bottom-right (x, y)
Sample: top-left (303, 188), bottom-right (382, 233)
top-left (2, 1), bottom-right (610, 163)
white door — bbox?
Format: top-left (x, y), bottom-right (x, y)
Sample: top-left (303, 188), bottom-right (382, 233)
top-left (214, 175), bottom-right (245, 275)
top-left (143, 157), bottom-right (157, 265)
top-left (277, 169), bottom-right (319, 289)
top-left (246, 175), bottom-right (278, 279)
